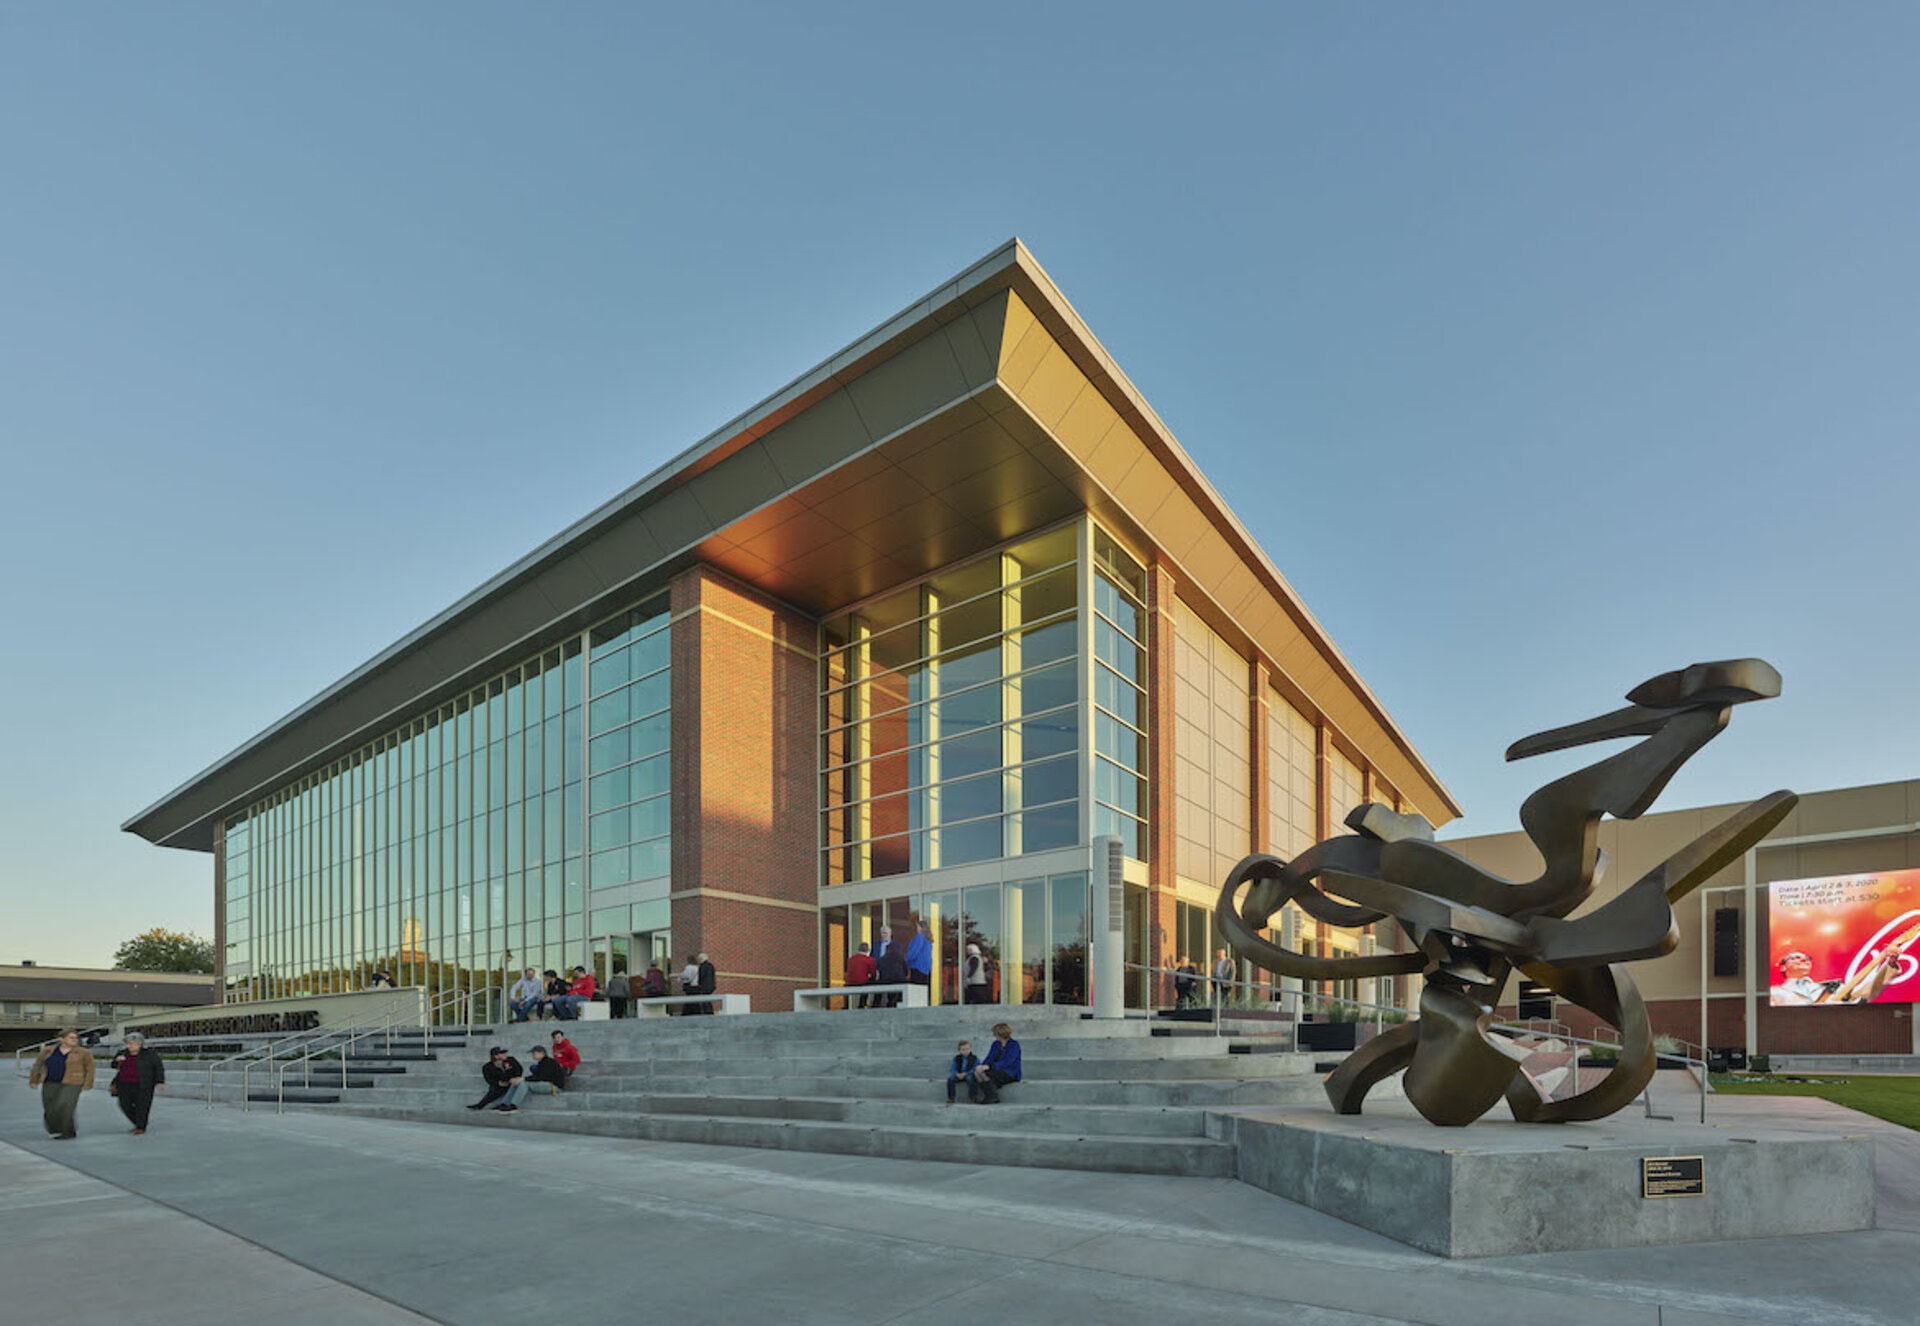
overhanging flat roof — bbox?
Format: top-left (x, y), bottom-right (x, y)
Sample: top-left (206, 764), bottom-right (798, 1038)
top-left (125, 241), bottom-right (1460, 852)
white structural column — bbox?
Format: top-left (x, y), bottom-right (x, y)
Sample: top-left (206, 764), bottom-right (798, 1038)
top-left (1092, 834), bottom-right (1125, 1019)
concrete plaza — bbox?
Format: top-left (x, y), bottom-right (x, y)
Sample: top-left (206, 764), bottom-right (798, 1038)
top-left (3, 1085), bottom-right (1912, 1325)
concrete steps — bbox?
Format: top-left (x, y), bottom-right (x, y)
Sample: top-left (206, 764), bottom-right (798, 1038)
top-left (304, 1098), bottom-right (1237, 1176)
top-left (198, 1008), bottom-right (1354, 1177)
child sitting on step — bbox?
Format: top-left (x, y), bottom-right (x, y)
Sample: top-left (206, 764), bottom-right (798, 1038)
top-left (945, 1040), bottom-right (983, 1105)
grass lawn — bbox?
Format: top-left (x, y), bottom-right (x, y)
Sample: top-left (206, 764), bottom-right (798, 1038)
top-left (1712, 1074), bottom-right (1920, 1130)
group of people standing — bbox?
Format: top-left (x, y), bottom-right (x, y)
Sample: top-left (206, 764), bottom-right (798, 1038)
top-left (845, 920), bottom-right (992, 1004)
top-left (27, 1029), bottom-right (167, 1139)
top-left (1172, 949), bottom-right (1239, 1009)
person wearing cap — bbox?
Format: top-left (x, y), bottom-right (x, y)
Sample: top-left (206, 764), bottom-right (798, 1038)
top-left (108, 1031), bottom-right (167, 1135)
top-left (526, 1046), bottom-right (568, 1095)
top-left (468, 1046), bottom-right (527, 1112)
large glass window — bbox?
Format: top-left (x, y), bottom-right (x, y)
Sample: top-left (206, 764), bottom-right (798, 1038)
top-left (820, 525), bottom-right (1082, 884)
top-left (217, 591), bottom-right (666, 1018)
top-left (1091, 529), bottom-right (1148, 861)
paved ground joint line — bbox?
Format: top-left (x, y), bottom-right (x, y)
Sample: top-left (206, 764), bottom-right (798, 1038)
top-left (3, 1133), bottom-right (447, 1326)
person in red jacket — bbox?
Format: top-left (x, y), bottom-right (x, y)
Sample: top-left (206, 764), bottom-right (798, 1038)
top-left (548, 1030), bottom-right (581, 1080)
top-left (845, 942), bottom-right (878, 1008)
top-left (552, 965), bottom-right (598, 1020)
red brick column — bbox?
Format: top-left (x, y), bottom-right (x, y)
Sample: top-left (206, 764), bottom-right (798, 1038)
top-left (669, 565), bottom-right (819, 1014)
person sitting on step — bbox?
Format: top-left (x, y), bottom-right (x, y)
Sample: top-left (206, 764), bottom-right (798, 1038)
top-left (526, 1045), bottom-right (569, 1095)
top-left (945, 1039), bottom-right (983, 1105)
top-left (508, 968), bottom-right (544, 1023)
top-left (537, 970), bottom-right (568, 1020)
top-left (468, 1047), bottom-right (527, 1113)
top-left (972, 1022), bottom-right (1022, 1104)
top-left (548, 1029), bottom-right (581, 1080)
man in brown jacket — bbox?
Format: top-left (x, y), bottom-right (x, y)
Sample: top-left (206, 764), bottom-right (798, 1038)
top-left (29, 1029), bottom-right (97, 1139)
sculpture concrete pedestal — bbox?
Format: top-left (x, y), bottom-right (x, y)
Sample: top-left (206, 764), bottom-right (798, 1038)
top-left (1219, 1103), bottom-right (1875, 1258)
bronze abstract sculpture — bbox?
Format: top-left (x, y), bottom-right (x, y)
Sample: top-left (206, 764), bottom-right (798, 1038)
top-left (1215, 659), bottom-right (1796, 1126)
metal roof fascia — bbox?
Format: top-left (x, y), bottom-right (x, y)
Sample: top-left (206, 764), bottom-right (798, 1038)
top-left (122, 240), bottom-right (1030, 846)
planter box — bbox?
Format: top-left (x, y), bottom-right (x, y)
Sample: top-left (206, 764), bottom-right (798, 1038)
top-left (1297, 1021), bottom-right (1359, 1052)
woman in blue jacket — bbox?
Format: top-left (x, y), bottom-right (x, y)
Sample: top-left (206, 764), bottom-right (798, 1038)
top-left (973, 1023), bottom-right (1021, 1103)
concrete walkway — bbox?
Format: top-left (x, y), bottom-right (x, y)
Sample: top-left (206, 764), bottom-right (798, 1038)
top-left (2, 1085), bottom-right (1912, 1325)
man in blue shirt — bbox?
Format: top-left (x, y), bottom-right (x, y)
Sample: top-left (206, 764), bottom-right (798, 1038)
top-left (974, 1022), bottom-right (1022, 1104)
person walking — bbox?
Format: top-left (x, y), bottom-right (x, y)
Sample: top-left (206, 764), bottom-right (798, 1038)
top-left (607, 968), bottom-right (631, 1019)
top-left (108, 1031), bottom-right (166, 1135)
top-left (29, 1029), bottom-right (96, 1139)
top-left (962, 943), bottom-right (991, 1004)
top-left (1212, 948), bottom-right (1235, 1006)
top-left (1174, 956), bottom-right (1199, 1010)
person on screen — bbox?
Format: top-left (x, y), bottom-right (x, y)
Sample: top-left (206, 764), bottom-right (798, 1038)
top-left (1769, 949), bottom-right (1894, 1006)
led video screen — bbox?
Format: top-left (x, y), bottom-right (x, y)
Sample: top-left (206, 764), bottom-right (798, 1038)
top-left (1768, 869), bottom-right (1920, 1007)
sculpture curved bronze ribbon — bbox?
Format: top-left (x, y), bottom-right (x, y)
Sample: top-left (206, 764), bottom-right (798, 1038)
top-left (1215, 658), bottom-right (1797, 1126)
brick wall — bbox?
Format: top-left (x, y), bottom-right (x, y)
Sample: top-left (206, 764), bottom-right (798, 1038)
top-left (669, 565), bottom-right (820, 1014)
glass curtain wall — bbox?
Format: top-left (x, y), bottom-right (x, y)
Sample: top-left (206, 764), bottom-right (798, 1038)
top-left (817, 869), bottom-right (1088, 1009)
top-left (819, 520), bottom-right (1149, 885)
top-left (217, 591), bottom-right (668, 1018)
top-left (820, 524), bottom-right (1083, 884)
top-left (1091, 529), bottom-right (1148, 858)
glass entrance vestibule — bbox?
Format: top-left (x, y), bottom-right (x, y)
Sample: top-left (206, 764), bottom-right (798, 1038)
top-left (820, 869), bottom-right (1089, 1006)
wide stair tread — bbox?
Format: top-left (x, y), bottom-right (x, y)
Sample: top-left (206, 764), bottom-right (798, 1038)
top-left (313, 1101), bottom-right (1233, 1176)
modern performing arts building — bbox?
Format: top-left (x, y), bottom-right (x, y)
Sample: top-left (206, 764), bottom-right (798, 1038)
top-left (125, 241), bottom-right (1461, 1017)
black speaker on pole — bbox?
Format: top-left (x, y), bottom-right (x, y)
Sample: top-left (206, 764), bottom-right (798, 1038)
top-left (1713, 907), bottom-right (1740, 977)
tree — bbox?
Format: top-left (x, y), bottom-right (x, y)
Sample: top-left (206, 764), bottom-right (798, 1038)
top-left (112, 928), bottom-right (217, 974)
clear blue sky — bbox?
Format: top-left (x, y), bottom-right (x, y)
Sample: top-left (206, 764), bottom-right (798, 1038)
top-left (4, 5), bottom-right (1917, 967)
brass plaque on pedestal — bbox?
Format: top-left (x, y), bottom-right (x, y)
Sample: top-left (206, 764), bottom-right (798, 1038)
top-left (1641, 1155), bottom-right (1705, 1198)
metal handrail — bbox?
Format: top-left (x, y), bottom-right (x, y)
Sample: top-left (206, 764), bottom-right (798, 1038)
top-left (239, 1027), bottom-right (344, 1112)
top-left (205, 1025), bottom-right (334, 1109)
top-left (424, 984), bottom-right (500, 1029)
top-left (274, 1003), bottom-right (419, 1113)
top-left (202, 997), bottom-right (428, 1112)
